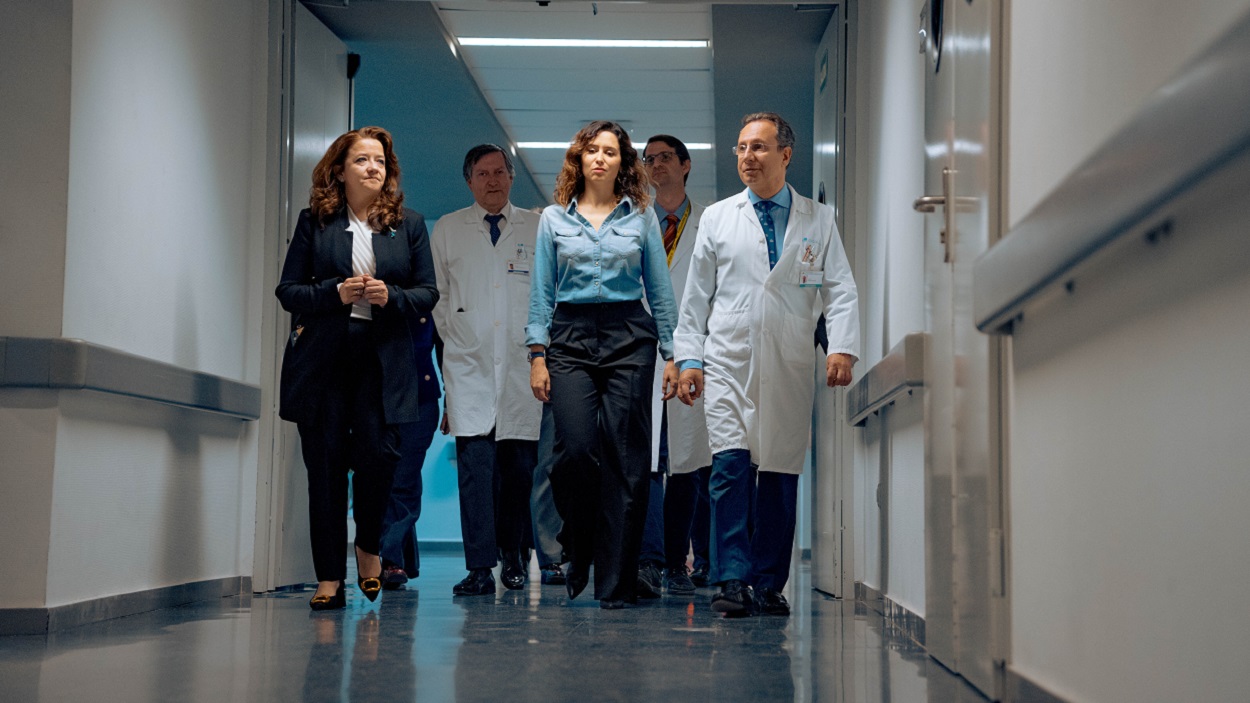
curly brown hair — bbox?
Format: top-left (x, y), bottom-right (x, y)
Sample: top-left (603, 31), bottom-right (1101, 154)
top-left (309, 126), bottom-right (405, 231)
top-left (553, 121), bottom-right (651, 210)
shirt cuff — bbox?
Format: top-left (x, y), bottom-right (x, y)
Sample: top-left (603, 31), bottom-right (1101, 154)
top-left (678, 359), bottom-right (703, 371)
top-left (524, 324), bottom-right (551, 348)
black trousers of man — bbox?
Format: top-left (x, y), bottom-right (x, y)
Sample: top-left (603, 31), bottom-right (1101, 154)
top-left (455, 431), bottom-right (537, 570)
top-left (548, 300), bottom-right (657, 603)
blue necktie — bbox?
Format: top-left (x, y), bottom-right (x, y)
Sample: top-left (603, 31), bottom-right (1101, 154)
top-left (754, 200), bottom-right (778, 269)
top-left (485, 214), bottom-right (504, 246)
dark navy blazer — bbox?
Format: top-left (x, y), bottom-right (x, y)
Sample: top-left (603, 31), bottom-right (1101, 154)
top-left (276, 207), bottom-right (439, 426)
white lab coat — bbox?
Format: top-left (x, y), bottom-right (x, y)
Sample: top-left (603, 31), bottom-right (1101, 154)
top-left (674, 186), bottom-right (860, 474)
top-left (431, 202), bottom-right (542, 440)
top-left (650, 202), bottom-right (714, 474)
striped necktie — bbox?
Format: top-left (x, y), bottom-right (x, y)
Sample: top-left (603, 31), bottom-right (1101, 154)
top-left (662, 213), bottom-right (679, 258)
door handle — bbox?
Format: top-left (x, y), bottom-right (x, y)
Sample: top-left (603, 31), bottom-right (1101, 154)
top-left (914, 167), bottom-right (957, 262)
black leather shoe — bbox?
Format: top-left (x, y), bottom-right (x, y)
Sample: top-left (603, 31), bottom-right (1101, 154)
top-left (540, 563), bottom-right (566, 585)
top-left (500, 551), bottom-right (526, 590)
top-left (710, 579), bottom-right (754, 617)
top-left (636, 561), bottom-right (663, 599)
top-left (309, 582), bottom-right (346, 611)
top-left (565, 562), bottom-right (590, 600)
top-left (381, 565), bottom-right (408, 591)
top-left (756, 587), bottom-right (791, 616)
top-left (690, 565), bottom-right (710, 587)
top-left (452, 568), bottom-right (496, 596)
top-left (664, 567), bottom-right (696, 596)
top-left (599, 598), bottom-right (625, 610)
top-left (358, 575), bottom-right (383, 602)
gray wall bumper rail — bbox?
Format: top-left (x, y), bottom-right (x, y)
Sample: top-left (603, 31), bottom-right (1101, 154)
top-left (973, 13), bottom-right (1250, 334)
top-left (847, 332), bottom-right (929, 427)
top-left (0, 336), bottom-right (261, 420)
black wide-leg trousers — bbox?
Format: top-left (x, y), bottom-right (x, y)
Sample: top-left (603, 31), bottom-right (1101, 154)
top-left (548, 300), bottom-right (657, 602)
top-left (297, 319), bottom-right (401, 583)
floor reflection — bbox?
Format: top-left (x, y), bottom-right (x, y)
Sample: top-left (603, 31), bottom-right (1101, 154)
top-left (0, 556), bottom-right (986, 702)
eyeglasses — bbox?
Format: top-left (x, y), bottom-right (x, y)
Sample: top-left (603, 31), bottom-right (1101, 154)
top-left (642, 151), bottom-right (679, 166)
top-left (731, 142), bottom-right (779, 157)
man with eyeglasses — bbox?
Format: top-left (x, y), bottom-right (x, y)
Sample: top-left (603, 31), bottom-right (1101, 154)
top-left (674, 113), bottom-right (860, 617)
top-left (635, 135), bottom-right (714, 599)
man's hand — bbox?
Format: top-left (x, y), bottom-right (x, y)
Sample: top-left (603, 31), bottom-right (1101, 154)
top-left (826, 353), bottom-right (854, 387)
top-left (676, 367), bottom-right (704, 406)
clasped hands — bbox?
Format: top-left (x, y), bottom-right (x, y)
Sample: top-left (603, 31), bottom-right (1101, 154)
top-left (340, 274), bottom-right (389, 307)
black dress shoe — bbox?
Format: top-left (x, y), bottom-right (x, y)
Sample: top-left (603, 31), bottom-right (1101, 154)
top-left (500, 551), bottom-right (526, 590)
top-left (599, 599), bottom-right (625, 610)
top-left (565, 562), bottom-right (590, 600)
top-left (452, 568), bottom-right (496, 596)
top-left (636, 561), bottom-right (663, 599)
top-left (755, 587), bottom-right (791, 616)
top-left (358, 575), bottom-right (383, 602)
top-left (664, 567), bottom-right (697, 596)
top-left (690, 565), bottom-right (710, 587)
top-left (381, 565), bottom-right (408, 591)
top-left (710, 579), bottom-right (754, 617)
top-left (540, 563), bottom-right (566, 585)
top-left (309, 582), bottom-right (346, 611)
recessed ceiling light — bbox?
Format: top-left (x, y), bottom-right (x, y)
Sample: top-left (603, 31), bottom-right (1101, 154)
top-left (458, 38), bottom-right (708, 49)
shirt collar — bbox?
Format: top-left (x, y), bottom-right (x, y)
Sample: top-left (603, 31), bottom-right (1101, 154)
top-left (567, 195), bottom-right (635, 217)
top-left (654, 196), bottom-right (690, 222)
top-left (471, 200), bottom-right (511, 222)
top-left (747, 184), bottom-right (791, 210)
top-left (346, 207), bottom-right (371, 232)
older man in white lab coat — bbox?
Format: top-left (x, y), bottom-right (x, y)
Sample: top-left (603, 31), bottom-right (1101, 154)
top-left (636, 134), bottom-right (714, 599)
top-left (675, 113), bottom-right (860, 617)
top-left (432, 144), bottom-right (543, 596)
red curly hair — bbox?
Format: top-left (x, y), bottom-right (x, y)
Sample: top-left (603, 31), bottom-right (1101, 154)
top-left (553, 121), bottom-right (651, 210)
top-left (309, 126), bottom-right (405, 231)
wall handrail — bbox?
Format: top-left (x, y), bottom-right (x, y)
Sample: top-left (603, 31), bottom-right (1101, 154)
top-left (847, 332), bottom-right (929, 427)
top-left (0, 336), bottom-right (261, 420)
top-left (973, 12), bottom-right (1250, 334)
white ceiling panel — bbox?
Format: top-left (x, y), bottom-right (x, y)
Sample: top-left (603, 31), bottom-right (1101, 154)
top-left (435, 1), bottom-right (718, 204)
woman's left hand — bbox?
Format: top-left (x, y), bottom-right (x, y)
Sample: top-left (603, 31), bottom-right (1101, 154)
top-left (661, 360), bottom-right (679, 401)
top-left (362, 275), bottom-right (389, 307)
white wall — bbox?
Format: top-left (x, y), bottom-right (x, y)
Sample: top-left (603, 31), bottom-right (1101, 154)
top-left (1005, 3), bottom-right (1250, 700)
top-left (847, 0), bottom-right (928, 615)
top-left (0, 0), bottom-right (270, 612)
top-left (1007, 0), bottom-right (1250, 226)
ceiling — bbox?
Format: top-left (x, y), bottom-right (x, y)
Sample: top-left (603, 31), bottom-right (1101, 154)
top-left (433, 1), bottom-right (718, 204)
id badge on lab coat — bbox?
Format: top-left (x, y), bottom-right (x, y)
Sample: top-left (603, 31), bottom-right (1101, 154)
top-left (798, 236), bottom-right (823, 288)
top-left (508, 242), bottom-right (530, 274)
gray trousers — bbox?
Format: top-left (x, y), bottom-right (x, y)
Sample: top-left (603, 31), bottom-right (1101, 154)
top-left (530, 402), bottom-right (564, 566)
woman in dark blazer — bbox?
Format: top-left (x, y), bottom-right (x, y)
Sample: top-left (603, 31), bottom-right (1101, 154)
top-left (276, 126), bottom-right (438, 610)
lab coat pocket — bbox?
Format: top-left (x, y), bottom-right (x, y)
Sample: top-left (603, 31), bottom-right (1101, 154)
top-left (446, 310), bottom-right (481, 353)
top-left (708, 307), bottom-right (751, 364)
top-left (779, 313), bottom-right (815, 367)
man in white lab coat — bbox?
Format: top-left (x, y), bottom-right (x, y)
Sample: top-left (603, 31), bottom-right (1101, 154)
top-left (432, 144), bottom-right (543, 596)
top-left (636, 134), bottom-right (714, 598)
top-left (675, 113), bottom-right (860, 617)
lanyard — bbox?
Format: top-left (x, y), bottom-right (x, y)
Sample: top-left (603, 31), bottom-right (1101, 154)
top-left (665, 202), bottom-right (692, 266)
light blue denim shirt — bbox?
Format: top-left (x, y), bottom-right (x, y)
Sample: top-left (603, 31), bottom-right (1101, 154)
top-left (526, 196), bottom-right (677, 360)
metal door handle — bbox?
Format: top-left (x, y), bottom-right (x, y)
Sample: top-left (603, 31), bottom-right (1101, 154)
top-left (914, 167), bottom-right (957, 262)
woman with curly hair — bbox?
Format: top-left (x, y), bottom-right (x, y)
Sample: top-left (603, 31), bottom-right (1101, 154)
top-left (276, 126), bottom-right (438, 610)
top-left (525, 120), bottom-right (679, 609)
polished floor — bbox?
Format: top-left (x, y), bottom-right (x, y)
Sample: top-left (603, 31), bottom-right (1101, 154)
top-left (0, 556), bottom-right (986, 702)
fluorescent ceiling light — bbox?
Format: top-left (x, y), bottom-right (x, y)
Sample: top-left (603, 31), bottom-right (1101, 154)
top-left (519, 142), bottom-right (714, 150)
top-left (458, 37), bottom-right (708, 49)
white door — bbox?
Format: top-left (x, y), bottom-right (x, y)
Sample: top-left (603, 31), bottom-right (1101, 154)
top-left (916, 0), bottom-right (1007, 697)
top-left (254, 1), bottom-right (351, 592)
top-left (811, 5), bottom-right (851, 598)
